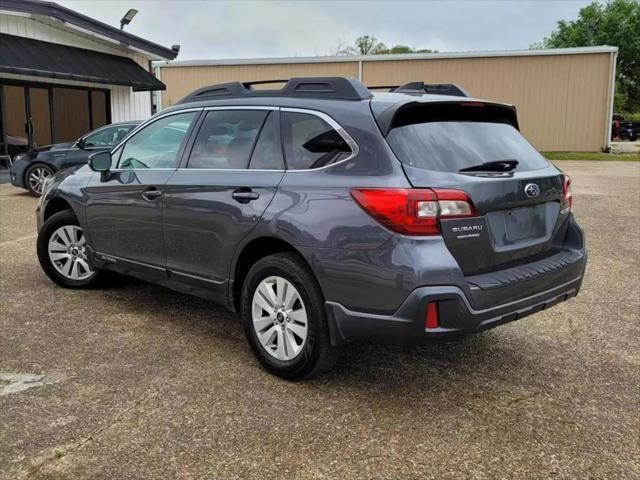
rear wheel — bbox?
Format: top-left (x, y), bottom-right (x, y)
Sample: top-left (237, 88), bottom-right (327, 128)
top-left (25, 163), bottom-right (54, 196)
top-left (241, 252), bottom-right (340, 379)
top-left (37, 210), bottom-right (104, 288)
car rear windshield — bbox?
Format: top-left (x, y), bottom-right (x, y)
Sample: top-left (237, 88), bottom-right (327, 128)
top-left (386, 121), bottom-right (549, 173)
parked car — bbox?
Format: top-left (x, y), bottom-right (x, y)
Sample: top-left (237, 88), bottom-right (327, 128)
top-left (612, 114), bottom-right (640, 141)
top-left (620, 121), bottom-right (640, 141)
top-left (35, 78), bottom-right (587, 379)
top-left (9, 121), bottom-right (140, 196)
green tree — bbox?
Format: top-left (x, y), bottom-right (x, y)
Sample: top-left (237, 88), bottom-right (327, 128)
top-left (336, 36), bottom-right (437, 56)
top-left (355, 35), bottom-right (388, 55)
top-left (534, 0), bottom-right (640, 114)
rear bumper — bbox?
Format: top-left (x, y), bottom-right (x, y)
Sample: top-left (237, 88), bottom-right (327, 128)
top-left (325, 250), bottom-right (586, 345)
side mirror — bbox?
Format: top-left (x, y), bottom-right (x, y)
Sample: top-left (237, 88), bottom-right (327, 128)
top-left (88, 151), bottom-right (111, 172)
top-left (77, 137), bottom-right (86, 149)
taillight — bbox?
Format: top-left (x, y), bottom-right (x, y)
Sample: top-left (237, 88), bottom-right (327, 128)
top-left (562, 174), bottom-right (572, 211)
top-left (350, 188), bottom-right (478, 235)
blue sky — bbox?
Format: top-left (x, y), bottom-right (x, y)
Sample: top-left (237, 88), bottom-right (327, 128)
top-left (57, 0), bottom-right (594, 60)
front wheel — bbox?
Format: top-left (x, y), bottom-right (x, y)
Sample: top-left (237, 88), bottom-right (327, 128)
top-left (37, 210), bottom-right (104, 288)
top-left (241, 252), bottom-right (340, 380)
top-left (25, 163), bottom-right (54, 196)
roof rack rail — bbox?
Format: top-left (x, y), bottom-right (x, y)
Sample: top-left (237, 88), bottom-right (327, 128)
top-left (178, 77), bottom-right (373, 104)
top-left (368, 82), bottom-right (469, 97)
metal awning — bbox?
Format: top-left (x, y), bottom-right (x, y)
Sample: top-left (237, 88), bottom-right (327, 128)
top-left (0, 33), bottom-right (166, 91)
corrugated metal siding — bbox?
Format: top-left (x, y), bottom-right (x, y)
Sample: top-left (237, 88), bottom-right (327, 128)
top-left (159, 52), bottom-right (613, 151)
top-left (159, 62), bottom-right (359, 107)
top-left (0, 13), bottom-right (152, 121)
top-left (362, 53), bottom-right (611, 151)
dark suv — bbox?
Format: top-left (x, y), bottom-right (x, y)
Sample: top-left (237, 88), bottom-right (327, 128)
top-left (36, 78), bottom-right (587, 379)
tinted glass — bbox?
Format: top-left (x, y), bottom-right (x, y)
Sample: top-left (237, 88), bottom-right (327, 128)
top-left (90, 91), bottom-right (108, 129)
top-left (118, 112), bottom-right (196, 169)
top-left (188, 110), bottom-right (267, 169)
top-left (248, 112), bottom-right (282, 170)
top-left (386, 122), bottom-right (549, 173)
top-left (3, 85), bottom-right (28, 157)
top-left (84, 124), bottom-right (136, 147)
top-left (30, 88), bottom-right (52, 147)
top-left (281, 112), bottom-right (351, 170)
top-left (53, 88), bottom-right (89, 142)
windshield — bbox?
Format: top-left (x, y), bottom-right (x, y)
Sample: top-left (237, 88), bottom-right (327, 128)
top-left (386, 121), bottom-right (549, 173)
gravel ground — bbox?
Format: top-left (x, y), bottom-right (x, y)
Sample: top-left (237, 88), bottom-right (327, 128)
top-left (1, 161), bottom-right (638, 480)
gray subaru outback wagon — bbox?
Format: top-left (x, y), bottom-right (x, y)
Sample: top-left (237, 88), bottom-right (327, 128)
top-left (36, 78), bottom-right (586, 379)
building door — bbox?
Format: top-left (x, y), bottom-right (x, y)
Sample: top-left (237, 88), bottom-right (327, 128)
top-left (1, 85), bottom-right (53, 156)
top-left (2, 85), bottom-right (29, 157)
top-left (52, 88), bottom-right (90, 143)
top-left (27, 87), bottom-right (53, 148)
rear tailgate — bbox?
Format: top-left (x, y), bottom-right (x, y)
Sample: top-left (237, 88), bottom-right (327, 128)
top-left (403, 164), bottom-right (569, 274)
top-left (380, 99), bottom-right (571, 275)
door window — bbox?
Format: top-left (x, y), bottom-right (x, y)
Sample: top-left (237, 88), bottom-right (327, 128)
top-left (248, 112), bottom-right (282, 170)
top-left (187, 110), bottom-right (269, 169)
top-left (118, 112), bottom-right (197, 169)
top-left (83, 124), bottom-right (136, 148)
top-left (281, 112), bottom-right (352, 170)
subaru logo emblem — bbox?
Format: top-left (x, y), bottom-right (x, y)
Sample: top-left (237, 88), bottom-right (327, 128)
top-left (524, 183), bottom-right (540, 198)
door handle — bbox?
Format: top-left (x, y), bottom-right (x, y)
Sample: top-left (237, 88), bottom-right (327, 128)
top-left (232, 188), bottom-right (260, 203)
top-left (142, 188), bottom-right (162, 201)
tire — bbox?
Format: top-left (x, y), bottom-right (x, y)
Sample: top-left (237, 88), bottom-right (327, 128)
top-left (25, 163), bottom-right (55, 197)
top-left (241, 252), bottom-right (340, 380)
top-left (37, 209), bottom-right (104, 289)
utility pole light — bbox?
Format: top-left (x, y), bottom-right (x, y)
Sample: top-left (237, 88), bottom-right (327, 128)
top-left (120, 9), bottom-right (138, 30)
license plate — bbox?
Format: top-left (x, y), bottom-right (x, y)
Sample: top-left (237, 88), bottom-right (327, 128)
top-left (504, 207), bottom-right (536, 242)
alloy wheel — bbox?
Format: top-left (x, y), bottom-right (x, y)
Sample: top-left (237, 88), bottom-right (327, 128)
top-left (27, 166), bottom-right (52, 195)
top-left (252, 276), bottom-right (308, 361)
top-left (47, 225), bottom-right (94, 280)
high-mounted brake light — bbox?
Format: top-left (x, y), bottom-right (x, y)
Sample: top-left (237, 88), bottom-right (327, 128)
top-left (562, 174), bottom-right (572, 211)
top-left (350, 188), bottom-right (478, 235)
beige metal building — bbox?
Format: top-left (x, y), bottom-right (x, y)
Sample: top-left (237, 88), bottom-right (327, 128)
top-left (155, 47), bottom-right (617, 152)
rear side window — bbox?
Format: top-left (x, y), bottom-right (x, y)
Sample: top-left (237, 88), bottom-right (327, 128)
top-left (188, 110), bottom-right (268, 169)
top-left (387, 121), bottom-right (549, 173)
top-left (281, 112), bottom-right (351, 170)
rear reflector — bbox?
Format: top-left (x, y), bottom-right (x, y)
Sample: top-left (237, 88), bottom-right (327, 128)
top-left (425, 302), bottom-right (439, 329)
top-left (351, 188), bottom-right (478, 235)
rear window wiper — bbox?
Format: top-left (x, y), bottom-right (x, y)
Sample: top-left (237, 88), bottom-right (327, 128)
top-left (459, 159), bottom-right (519, 172)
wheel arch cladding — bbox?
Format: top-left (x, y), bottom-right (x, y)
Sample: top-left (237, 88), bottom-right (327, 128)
top-left (44, 197), bottom-right (73, 221)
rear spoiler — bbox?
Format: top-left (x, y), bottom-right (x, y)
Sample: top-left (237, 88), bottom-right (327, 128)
top-left (374, 100), bottom-right (519, 136)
